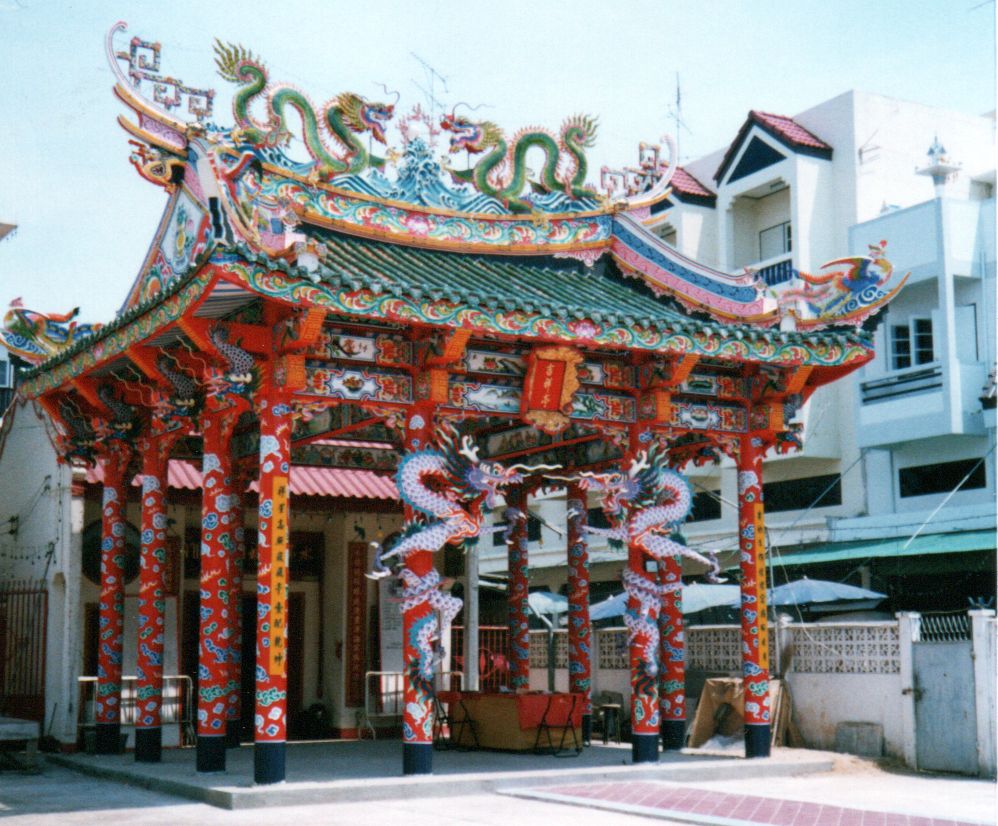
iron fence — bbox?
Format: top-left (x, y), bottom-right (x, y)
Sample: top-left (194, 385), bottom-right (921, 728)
top-left (0, 579), bottom-right (47, 722)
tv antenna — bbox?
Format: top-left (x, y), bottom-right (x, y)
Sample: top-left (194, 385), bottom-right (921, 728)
top-left (666, 72), bottom-right (693, 163)
top-left (410, 52), bottom-right (449, 126)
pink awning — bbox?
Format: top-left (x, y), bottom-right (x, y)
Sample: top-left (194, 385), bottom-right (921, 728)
top-left (85, 459), bottom-right (398, 500)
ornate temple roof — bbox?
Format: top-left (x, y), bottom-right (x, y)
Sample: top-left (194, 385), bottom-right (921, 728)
top-left (10, 24), bottom-right (907, 394)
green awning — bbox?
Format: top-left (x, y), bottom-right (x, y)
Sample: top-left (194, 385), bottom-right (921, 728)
top-left (769, 529), bottom-right (996, 567)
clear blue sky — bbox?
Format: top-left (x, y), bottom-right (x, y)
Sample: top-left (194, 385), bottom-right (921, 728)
top-left (0, 0), bottom-right (993, 322)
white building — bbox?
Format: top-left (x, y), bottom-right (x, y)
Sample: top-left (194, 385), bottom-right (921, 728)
top-left (482, 91), bottom-right (996, 613)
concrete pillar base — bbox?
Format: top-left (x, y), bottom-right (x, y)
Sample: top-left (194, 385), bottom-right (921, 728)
top-left (745, 723), bottom-right (771, 758)
top-left (403, 742), bottom-right (433, 775)
top-left (134, 727), bottom-right (161, 762)
top-left (196, 735), bottom-right (226, 773)
top-left (661, 718), bottom-right (686, 751)
top-left (95, 723), bottom-right (122, 755)
top-left (631, 732), bottom-right (659, 763)
top-left (254, 741), bottom-right (286, 784)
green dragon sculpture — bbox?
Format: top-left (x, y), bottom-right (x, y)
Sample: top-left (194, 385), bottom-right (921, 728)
top-left (440, 109), bottom-right (598, 213)
top-left (213, 40), bottom-right (395, 178)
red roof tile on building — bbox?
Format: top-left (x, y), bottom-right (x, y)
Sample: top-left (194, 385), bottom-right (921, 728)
top-left (751, 111), bottom-right (831, 151)
top-left (86, 460), bottom-right (398, 500)
top-left (714, 110), bottom-right (833, 183)
top-left (670, 167), bottom-right (716, 203)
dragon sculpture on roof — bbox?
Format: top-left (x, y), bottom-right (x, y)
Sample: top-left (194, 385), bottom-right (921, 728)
top-left (440, 110), bottom-right (599, 213)
top-left (213, 41), bottom-right (395, 178)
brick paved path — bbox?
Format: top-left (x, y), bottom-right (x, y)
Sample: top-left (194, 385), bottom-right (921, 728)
top-left (520, 782), bottom-right (988, 826)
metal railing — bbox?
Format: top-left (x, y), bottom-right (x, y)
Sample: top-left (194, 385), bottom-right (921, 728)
top-left (358, 670), bottom-right (463, 739)
top-left (918, 612), bottom-right (971, 642)
top-left (755, 256), bottom-right (796, 286)
top-left (77, 675), bottom-right (193, 732)
top-left (861, 365), bottom-right (943, 404)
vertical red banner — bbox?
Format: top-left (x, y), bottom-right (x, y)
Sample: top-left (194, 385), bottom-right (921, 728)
top-left (345, 542), bottom-right (368, 710)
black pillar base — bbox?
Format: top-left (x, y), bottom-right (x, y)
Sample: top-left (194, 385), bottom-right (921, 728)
top-left (745, 724), bottom-right (771, 758)
top-left (134, 727), bottom-right (162, 763)
top-left (403, 742), bottom-right (433, 775)
top-left (95, 723), bottom-right (122, 755)
top-left (196, 735), bottom-right (226, 773)
top-left (661, 719), bottom-right (686, 751)
top-left (225, 719), bottom-right (242, 749)
top-left (631, 732), bottom-right (659, 763)
top-left (581, 714), bottom-right (592, 746)
top-left (254, 741), bottom-right (286, 785)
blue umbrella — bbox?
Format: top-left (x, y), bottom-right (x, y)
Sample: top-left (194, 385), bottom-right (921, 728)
top-left (588, 583), bottom-right (740, 621)
top-left (527, 590), bottom-right (569, 617)
top-left (768, 577), bottom-right (885, 607)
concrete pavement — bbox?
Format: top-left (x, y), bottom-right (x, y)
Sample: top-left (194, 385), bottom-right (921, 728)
top-left (0, 749), bottom-right (993, 825)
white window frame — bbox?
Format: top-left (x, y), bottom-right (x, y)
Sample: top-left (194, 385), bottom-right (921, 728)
top-left (889, 317), bottom-right (934, 371)
top-left (759, 220), bottom-right (791, 260)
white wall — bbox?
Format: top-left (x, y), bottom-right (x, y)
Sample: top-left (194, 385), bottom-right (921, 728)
top-left (0, 401), bottom-right (80, 742)
top-left (784, 672), bottom-right (905, 756)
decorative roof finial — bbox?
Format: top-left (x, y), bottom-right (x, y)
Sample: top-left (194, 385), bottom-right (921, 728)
top-left (917, 133), bottom-right (961, 193)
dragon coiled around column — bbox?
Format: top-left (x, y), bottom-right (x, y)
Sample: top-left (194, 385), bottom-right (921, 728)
top-left (440, 109), bottom-right (598, 213)
top-left (213, 40), bottom-right (395, 179)
top-left (562, 443), bottom-right (720, 676)
top-left (369, 421), bottom-right (557, 676)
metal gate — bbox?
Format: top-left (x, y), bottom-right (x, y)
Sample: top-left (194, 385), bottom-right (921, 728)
top-left (913, 613), bottom-right (978, 774)
top-left (0, 579), bottom-right (48, 722)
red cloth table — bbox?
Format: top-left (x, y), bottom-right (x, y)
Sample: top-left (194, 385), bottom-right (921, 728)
top-left (450, 692), bottom-right (583, 750)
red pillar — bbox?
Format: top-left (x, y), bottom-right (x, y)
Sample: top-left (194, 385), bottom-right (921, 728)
top-left (566, 482), bottom-right (592, 741)
top-left (197, 409), bottom-right (238, 772)
top-left (658, 555), bottom-right (685, 750)
top-left (401, 406), bottom-right (435, 775)
top-left (254, 392), bottom-right (292, 784)
top-left (737, 434), bottom-right (771, 758)
top-left (134, 439), bottom-right (171, 763)
top-left (625, 534), bottom-right (660, 762)
top-left (506, 485), bottom-right (530, 691)
top-left (95, 440), bottom-right (132, 755)
top-left (225, 479), bottom-right (246, 748)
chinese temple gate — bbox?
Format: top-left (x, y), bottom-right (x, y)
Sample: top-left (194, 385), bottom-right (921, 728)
top-left (7, 23), bottom-right (905, 783)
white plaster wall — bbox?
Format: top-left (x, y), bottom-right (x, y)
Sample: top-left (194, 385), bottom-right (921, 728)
top-left (784, 672), bottom-right (905, 757)
top-left (536, 660), bottom-right (906, 757)
top-left (0, 401), bottom-right (81, 743)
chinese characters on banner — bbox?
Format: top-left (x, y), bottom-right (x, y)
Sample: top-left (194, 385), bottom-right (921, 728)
top-left (520, 345), bottom-right (583, 434)
top-left (268, 475), bottom-right (289, 676)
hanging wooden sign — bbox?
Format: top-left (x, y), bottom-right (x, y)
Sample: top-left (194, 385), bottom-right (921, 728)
top-left (520, 345), bottom-right (583, 435)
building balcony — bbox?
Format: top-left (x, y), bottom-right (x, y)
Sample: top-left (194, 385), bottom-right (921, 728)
top-left (856, 360), bottom-right (990, 448)
top-left (751, 253), bottom-right (796, 286)
top-left (860, 364), bottom-right (944, 405)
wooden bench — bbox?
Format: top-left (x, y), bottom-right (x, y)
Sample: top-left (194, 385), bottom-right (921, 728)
top-left (0, 716), bottom-right (40, 772)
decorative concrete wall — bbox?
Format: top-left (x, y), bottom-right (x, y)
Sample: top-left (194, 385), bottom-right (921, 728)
top-left (524, 618), bottom-right (998, 768)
